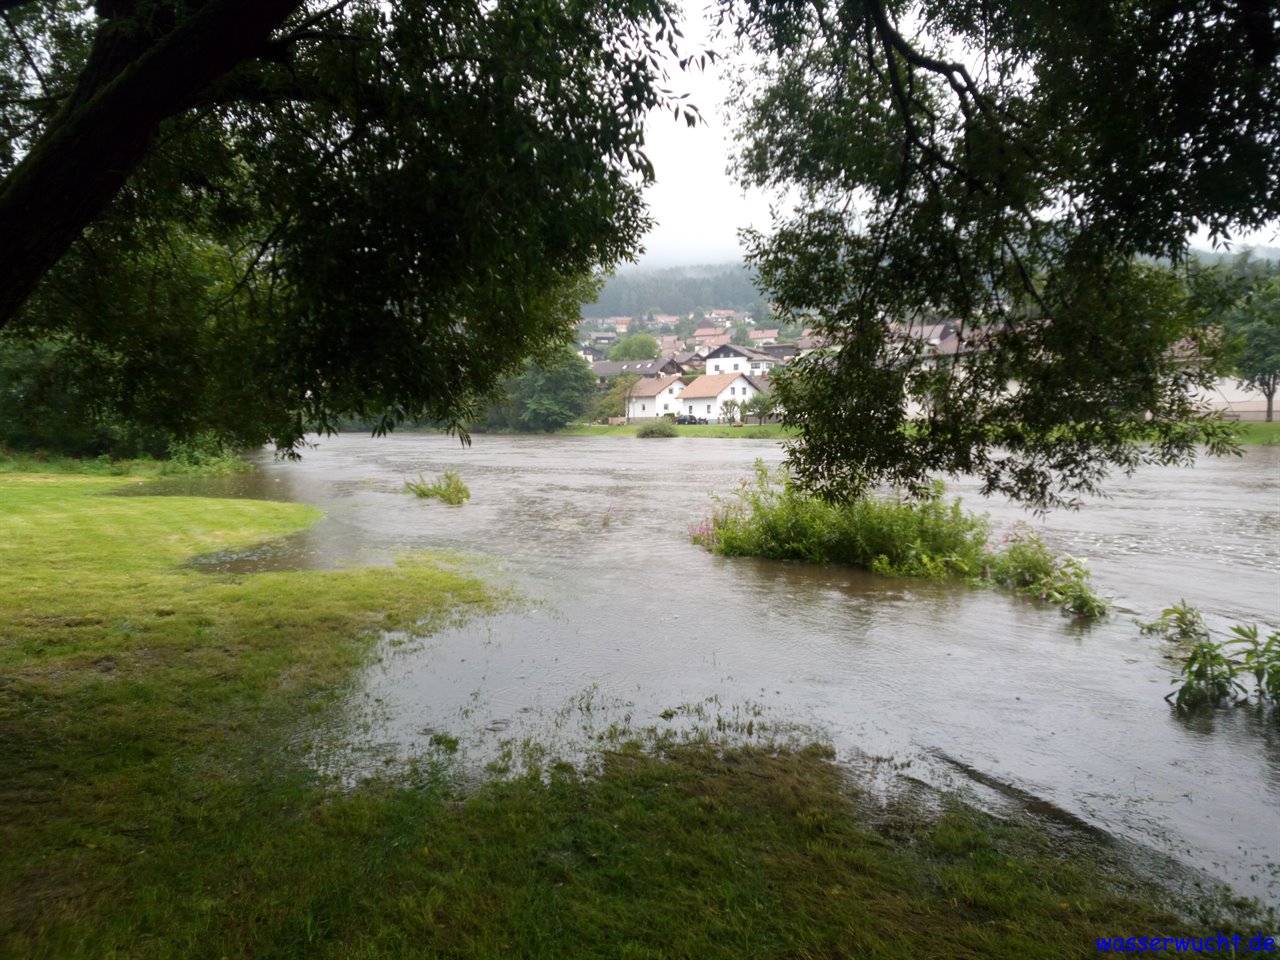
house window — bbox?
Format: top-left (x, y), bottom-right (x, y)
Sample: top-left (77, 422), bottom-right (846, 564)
top-left (641, 404), bottom-right (646, 411)
top-left (733, 363), bottom-right (739, 370)
top-left (706, 404), bottom-right (711, 413)
top-left (663, 403), bottom-right (669, 411)
top-left (729, 386), bottom-right (735, 394)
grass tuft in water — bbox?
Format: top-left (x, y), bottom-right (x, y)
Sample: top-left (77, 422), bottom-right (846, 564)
top-left (404, 468), bottom-right (470, 505)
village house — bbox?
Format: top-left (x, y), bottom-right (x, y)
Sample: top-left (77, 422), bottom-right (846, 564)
top-left (703, 343), bottom-right (782, 377)
top-left (706, 308), bottom-right (744, 325)
top-left (576, 343), bottom-right (606, 362)
top-left (590, 357), bottom-right (683, 386)
top-left (656, 334), bottom-right (684, 354)
top-left (673, 351), bottom-right (705, 374)
top-left (748, 328), bottom-right (781, 346)
top-left (760, 342), bottom-right (799, 362)
top-left (692, 335), bottom-right (730, 356)
top-left (625, 374), bottom-right (687, 419)
top-left (677, 372), bottom-right (768, 422)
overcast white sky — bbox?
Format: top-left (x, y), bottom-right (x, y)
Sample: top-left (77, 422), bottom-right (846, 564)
top-left (634, 5), bottom-right (1279, 270)
top-left (634, 6), bottom-right (773, 268)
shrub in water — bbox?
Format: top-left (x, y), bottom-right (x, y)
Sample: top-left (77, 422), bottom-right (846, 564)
top-left (984, 523), bottom-right (1110, 619)
top-left (1160, 617), bottom-right (1280, 710)
top-left (636, 419), bottom-right (678, 438)
top-left (1137, 599), bottom-right (1210, 642)
top-left (405, 469), bottom-right (470, 505)
top-left (693, 462), bottom-right (1108, 619)
top-left (693, 462), bottom-right (989, 578)
top-left (162, 433), bottom-right (251, 475)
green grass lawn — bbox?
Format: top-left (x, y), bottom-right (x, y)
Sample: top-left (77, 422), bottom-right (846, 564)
top-left (0, 474), bottom-right (1260, 958)
top-left (1235, 420), bottom-right (1280, 444)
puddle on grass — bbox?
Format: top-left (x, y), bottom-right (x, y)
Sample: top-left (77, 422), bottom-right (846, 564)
top-left (148, 433), bottom-right (1280, 905)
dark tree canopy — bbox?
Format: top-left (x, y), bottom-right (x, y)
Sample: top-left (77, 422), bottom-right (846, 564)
top-left (0, 0), bottom-right (697, 449)
top-left (485, 345), bottom-right (598, 433)
top-left (724, 0), bottom-right (1278, 508)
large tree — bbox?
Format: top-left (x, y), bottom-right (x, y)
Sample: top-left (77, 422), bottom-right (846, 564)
top-left (1226, 275), bottom-right (1280, 421)
top-left (0, 0), bottom-right (697, 449)
top-left (724, 0), bottom-right (1278, 508)
top-left (486, 345), bottom-right (598, 433)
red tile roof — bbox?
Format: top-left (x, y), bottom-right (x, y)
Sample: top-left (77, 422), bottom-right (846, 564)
top-left (679, 372), bottom-right (751, 399)
top-left (628, 374), bottom-right (685, 398)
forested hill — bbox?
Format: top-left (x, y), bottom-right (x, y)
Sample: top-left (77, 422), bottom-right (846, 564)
top-left (583, 263), bottom-right (763, 317)
top-left (1191, 245), bottom-right (1280, 267)
top-left (583, 248), bottom-right (1280, 319)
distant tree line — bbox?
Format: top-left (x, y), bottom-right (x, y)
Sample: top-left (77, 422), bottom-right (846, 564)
top-left (582, 264), bottom-right (763, 318)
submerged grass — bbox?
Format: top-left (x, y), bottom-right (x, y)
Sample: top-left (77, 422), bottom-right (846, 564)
top-left (0, 474), bottom-right (1250, 957)
top-left (404, 468), bottom-right (471, 504)
top-left (694, 462), bottom-right (1108, 618)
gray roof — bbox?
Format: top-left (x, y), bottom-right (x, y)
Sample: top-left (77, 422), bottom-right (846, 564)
top-left (590, 358), bottom-right (682, 379)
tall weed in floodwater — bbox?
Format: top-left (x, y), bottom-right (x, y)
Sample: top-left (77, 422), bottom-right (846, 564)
top-left (693, 462), bottom-right (1108, 618)
top-left (1143, 602), bottom-right (1280, 709)
top-left (983, 523), bottom-right (1110, 619)
top-left (405, 469), bottom-right (470, 505)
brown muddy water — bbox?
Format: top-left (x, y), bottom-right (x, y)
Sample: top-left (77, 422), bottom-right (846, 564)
top-left (152, 433), bottom-right (1279, 904)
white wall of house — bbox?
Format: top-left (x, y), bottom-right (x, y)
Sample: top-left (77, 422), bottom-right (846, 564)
top-left (706, 353), bottom-right (777, 377)
top-left (626, 381), bottom-right (685, 419)
top-left (682, 377), bottom-right (758, 421)
top-left (1194, 377), bottom-right (1272, 421)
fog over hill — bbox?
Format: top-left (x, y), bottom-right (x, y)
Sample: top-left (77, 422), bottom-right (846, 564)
top-left (583, 262), bottom-right (762, 318)
top-left (584, 246), bottom-right (1280, 320)
top-left (1191, 245), bottom-right (1280, 264)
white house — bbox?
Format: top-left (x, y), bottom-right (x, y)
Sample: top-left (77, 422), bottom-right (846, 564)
top-left (1194, 377), bottom-right (1273, 421)
top-left (678, 372), bottom-right (764, 422)
top-left (703, 343), bottom-right (780, 377)
top-left (625, 374), bottom-right (686, 419)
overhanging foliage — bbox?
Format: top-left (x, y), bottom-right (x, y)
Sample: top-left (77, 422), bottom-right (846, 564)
top-left (0, 0), bottom-right (699, 450)
top-left (724, 0), bottom-right (1278, 508)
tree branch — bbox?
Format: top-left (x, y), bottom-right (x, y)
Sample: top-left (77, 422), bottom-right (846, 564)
top-left (0, 0), bottom-right (307, 328)
top-left (2, 10), bottom-right (51, 96)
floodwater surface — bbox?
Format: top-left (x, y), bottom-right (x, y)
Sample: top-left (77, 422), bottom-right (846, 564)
top-left (169, 433), bottom-right (1279, 903)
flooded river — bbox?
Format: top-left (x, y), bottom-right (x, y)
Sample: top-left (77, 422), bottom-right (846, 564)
top-left (162, 433), bottom-right (1279, 904)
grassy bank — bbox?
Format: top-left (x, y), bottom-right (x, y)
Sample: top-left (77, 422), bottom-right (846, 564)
top-left (1235, 421), bottom-right (1280, 444)
top-left (0, 475), bottom-right (1256, 957)
top-left (0, 446), bottom-right (251, 476)
top-left (564, 422), bottom-right (792, 439)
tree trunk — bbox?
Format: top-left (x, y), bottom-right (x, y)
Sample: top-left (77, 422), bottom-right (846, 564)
top-left (0, 0), bottom-right (304, 328)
